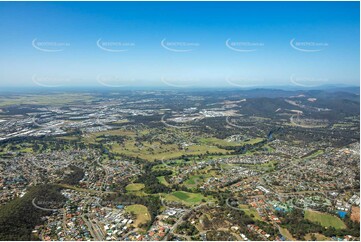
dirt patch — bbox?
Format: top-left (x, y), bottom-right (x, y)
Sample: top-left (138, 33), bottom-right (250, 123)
top-left (351, 206), bottom-right (360, 222)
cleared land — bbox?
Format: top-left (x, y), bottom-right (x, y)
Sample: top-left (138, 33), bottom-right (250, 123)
top-left (82, 129), bottom-right (134, 144)
top-left (125, 204), bottom-right (151, 227)
top-left (239, 204), bottom-right (262, 221)
top-left (111, 141), bottom-right (229, 161)
top-left (303, 149), bottom-right (324, 159)
top-left (304, 233), bottom-right (330, 241)
top-left (279, 227), bottom-right (296, 241)
top-left (156, 176), bottom-right (169, 186)
top-left (199, 137), bottom-right (264, 147)
top-left (164, 191), bottom-right (208, 205)
top-left (304, 210), bottom-right (346, 229)
top-left (125, 183), bottom-right (145, 192)
top-left (0, 93), bottom-right (94, 107)
top-left (183, 170), bottom-right (217, 188)
top-left (351, 206), bottom-right (360, 222)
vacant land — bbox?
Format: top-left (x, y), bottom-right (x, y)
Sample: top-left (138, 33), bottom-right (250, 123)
top-left (183, 171), bottom-right (217, 188)
top-left (351, 206), bottom-right (360, 222)
top-left (239, 204), bottom-right (262, 221)
top-left (304, 233), bottom-right (330, 241)
top-left (0, 93), bottom-right (94, 107)
top-left (125, 183), bottom-right (145, 192)
top-left (303, 149), bottom-right (324, 159)
top-left (83, 129), bottom-right (135, 144)
top-left (199, 137), bottom-right (264, 147)
top-left (156, 176), bottom-right (169, 186)
top-left (125, 204), bottom-right (151, 227)
top-left (279, 227), bottom-right (296, 241)
top-left (164, 191), bottom-right (207, 205)
top-left (304, 210), bottom-right (346, 229)
top-left (112, 141), bottom-right (229, 161)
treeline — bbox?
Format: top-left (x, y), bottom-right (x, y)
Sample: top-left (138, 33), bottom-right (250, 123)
top-left (7, 136), bottom-right (87, 152)
top-left (0, 184), bottom-right (65, 240)
top-left (196, 117), bottom-right (242, 139)
top-left (280, 209), bottom-right (360, 239)
top-left (220, 139), bottom-right (267, 155)
top-left (97, 135), bottom-right (127, 144)
top-left (226, 206), bottom-right (278, 240)
top-left (136, 162), bottom-right (171, 194)
top-left (205, 230), bottom-right (237, 241)
top-left (175, 221), bottom-right (198, 236)
top-left (104, 193), bottom-right (161, 228)
top-left (61, 165), bottom-right (85, 185)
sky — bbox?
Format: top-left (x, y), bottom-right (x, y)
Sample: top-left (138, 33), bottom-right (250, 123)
top-left (0, 1), bottom-right (359, 89)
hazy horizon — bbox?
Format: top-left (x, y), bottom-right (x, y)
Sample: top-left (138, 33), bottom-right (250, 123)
top-left (0, 1), bottom-right (359, 88)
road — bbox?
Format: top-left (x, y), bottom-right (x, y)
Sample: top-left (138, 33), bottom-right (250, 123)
top-left (225, 116), bottom-right (254, 129)
top-left (225, 198), bottom-right (250, 211)
top-left (80, 198), bottom-right (104, 241)
top-left (161, 114), bottom-right (192, 129)
top-left (163, 203), bottom-right (212, 241)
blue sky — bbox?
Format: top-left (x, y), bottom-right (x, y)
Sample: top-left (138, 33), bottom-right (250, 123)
top-left (0, 1), bottom-right (359, 88)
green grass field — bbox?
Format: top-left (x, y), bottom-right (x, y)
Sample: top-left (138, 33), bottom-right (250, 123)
top-left (125, 183), bottom-right (145, 192)
top-left (199, 137), bottom-right (264, 147)
top-left (279, 227), bottom-right (296, 241)
top-left (304, 210), bottom-right (346, 229)
top-left (0, 93), bottom-right (94, 107)
top-left (304, 233), bottom-right (330, 241)
top-left (57, 136), bottom-right (79, 141)
top-left (183, 171), bottom-right (217, 188)
top-left (83, 129), bottom-right (135, 144)
top-left (111, 141), bottom-right (229, 161)
top-left (164, 191), bottom-right (208, 205)
top-left (156, 176), bottom-right (169, 186)
top-left (239, 204), bottom-right (262, 221)
top-left (303, 150), bottom-right (324, 159)
top-left (125, 204), bottom-right (151, 227)
top-left (198, 137), bottom-right (241, 147)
